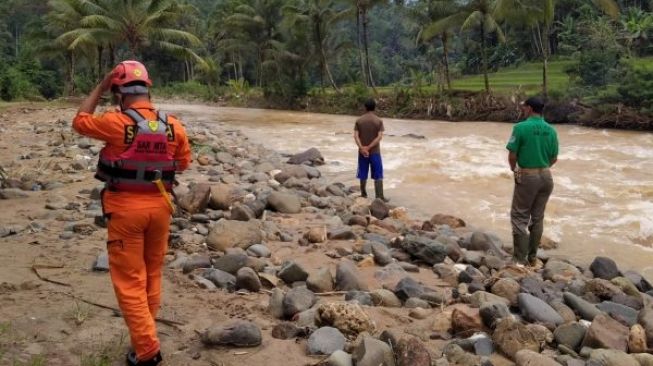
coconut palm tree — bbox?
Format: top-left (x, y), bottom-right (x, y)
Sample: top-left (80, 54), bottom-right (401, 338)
top-left (44, 0), bottom-right (93, 94)
top-left (345, 0), bottom-right (385, 88)
top-left (414, 0), bottom-right (460, 90)
top-left (57, 0), bottom-right (203, 64)
top-left (224, 0), bottom-right (285, 87)
top-left (424, 0), bottom-right (505, 92)
top-left (284, 0), bottom-right (349, 92)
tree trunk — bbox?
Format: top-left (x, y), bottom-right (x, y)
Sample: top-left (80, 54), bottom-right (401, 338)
top-left (232, 54), bottom-right (238, 80)
top-left (315, 19), bottom-right (339, 92)
top-left (69, 52), bottom-right (76, 96)
top-left (238, 53), bottom-right (244, 80)
top-left (536, 23), bottom-right (549, 98)
top-left (356, 6), bottom-right (368, 86)
top-left (322, 47), bottom-right (340, 93)
top-left (362, 8), bottom-right (375, 89)
top-left (480, 21), bottom-right (490, 93)
top-left (442, 32), bottom-right (451, 90)
top-left (109, 44), bottom-right (116, 68)
top-left (14, 25), bottom-right (19, 58)
top-left (97, 46), bottom-right (104, 80)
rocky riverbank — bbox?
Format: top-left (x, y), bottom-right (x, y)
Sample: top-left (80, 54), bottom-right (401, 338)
top-left (1, 104), bottom-right (653, 365)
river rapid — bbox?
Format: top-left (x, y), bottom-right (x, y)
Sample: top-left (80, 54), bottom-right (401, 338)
top-left (164, 104), bottom-right (653, 279)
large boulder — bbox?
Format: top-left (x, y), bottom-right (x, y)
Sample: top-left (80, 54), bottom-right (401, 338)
top-left (283, 287), bottom-right (317, 318)
top-left (514, 350), bottom-right (562, 366)
top-left (201, 320), bottom-right (262, 347)
top-left (589, 349), bottom-right (639, 366)
top-left (213, 253), bottom-right (248, 274)
top-left (624, 270), bottom-right (653, 293)
top-left (230, 204), bottom-right (256, 221)
top-left (401, 235), bottom-right (448, 265)
top-left (353, 336), bottom-right (395, 366)
top-left (335, 260), bottom-right (368, 291)
top-left (307, 327), bottom-right (346, 355)
top-left (370, 199), bottom-right (390, 220)
top-left (596, 301), bottom-right (638, 327)
top-left (563, 292), bottom-right (603, 321)
top-left (629, 324), bottom-right (648, 353)
top-left (493, 318), bottom-right (540, 360)
top-left (205, 269), bottom-right (237, 291)
top-left (492, 278), bottom-right (521, 307)
top-left (452, 305), bottom-right (483, 334)
top-left (553, 322), bottom-right (587, 351)
top-left (177, 183), bottom-right (211, 214)
top-left (206, 220), bottom-right (263, 251)
top-left (394, 277), bottom-right (424, 301)
top-left (209, 183), bottom-right (246, 210)
top-left (307, 267), bottom-right (334, 293)
top-left (267, 192), bottom-right (302, 214)
top-left (274, 166), bottom-right (309, 183)
top-left (637, 304), bottom-right (653, 346)
top-left (236, 267), bottom-right (261, 292)
top-left (590, 256), bottom-right (620, 281)
top-left (581, 313), bottom-right (629, 352)
top-left (396, 337), bottom-right (431, 366)
top-left (287, 148), bottom-right (324, 166)
top-left (518, 293), bottom-right (564, 327)
top-left (278, 261), bottom-right (309, 284)
top-left (543, 260), bottom-right (581, 282)
top-left (430, 214), bottom-right (465, 228)
top-left (480, 302), bottom-right (512, 329)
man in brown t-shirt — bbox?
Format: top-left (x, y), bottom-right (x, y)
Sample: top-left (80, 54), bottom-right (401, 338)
top-left (354, 99), bottom-right (386, 201)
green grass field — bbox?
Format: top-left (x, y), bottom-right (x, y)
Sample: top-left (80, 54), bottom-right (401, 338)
top-left (451, 60), bottom-right (575, 94)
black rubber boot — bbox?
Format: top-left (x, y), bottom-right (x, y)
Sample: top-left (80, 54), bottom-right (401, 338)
top-left (127, 351), bottom-right (162, 366)
top-left (360, 180), bottom-right (368, 198)
top-left (374, 180), bottom-right (388, 202)
top-left (512, 234), bottom-right (530, 265)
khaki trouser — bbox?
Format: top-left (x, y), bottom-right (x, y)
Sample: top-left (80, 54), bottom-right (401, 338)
top-left (510, 169), bottom-right (554, 263)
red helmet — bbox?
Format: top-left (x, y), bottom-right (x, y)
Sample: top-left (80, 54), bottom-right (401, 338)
top-left (110, 60), bottom-right (152, 89)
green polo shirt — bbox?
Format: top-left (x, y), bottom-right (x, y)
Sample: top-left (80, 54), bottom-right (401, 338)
top-left (506, 116), bottom-right (558, 169)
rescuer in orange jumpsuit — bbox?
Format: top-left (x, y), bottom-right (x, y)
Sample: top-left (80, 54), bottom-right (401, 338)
top-left (73, 61), bottom-right (191, 366)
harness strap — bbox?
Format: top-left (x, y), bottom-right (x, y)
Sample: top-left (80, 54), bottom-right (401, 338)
top-left (97, 161), bottom-right (175, 182)
top-left (123, 108), bottom-right (148, 125)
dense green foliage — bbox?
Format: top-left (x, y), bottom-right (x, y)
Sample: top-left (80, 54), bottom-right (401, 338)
top-left (0, 0), bottom-right (651, 111)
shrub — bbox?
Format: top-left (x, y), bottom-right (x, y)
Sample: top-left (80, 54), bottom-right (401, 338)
top-left (617, 65), bottom-right (653, 113)
top-left (154, 81), bottom-right (212, 100)
top-left (567, 49), bottom-right (622, 87)
top-left (0, 67), bottom-right (40, 101)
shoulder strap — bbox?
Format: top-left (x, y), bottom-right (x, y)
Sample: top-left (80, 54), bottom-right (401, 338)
top-left (123, 109), bottom-right (147, 124)
top-left (157, 111), bottom-right (168, 125)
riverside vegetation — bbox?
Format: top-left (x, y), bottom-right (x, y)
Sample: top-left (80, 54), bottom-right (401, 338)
top-left (2, 1), bottom-right (653, 129)
top-left (2, 104), bottom-right (653, 365)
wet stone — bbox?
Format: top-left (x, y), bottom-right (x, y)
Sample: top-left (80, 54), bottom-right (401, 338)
top-left (201, 320), bottom-right (262, 347)
top-left (92, 252), bottom-right (109, 272)
top-left (307, 327), bottom-right (346, 355)
top-left (345, 291), bottom-right (373, 306)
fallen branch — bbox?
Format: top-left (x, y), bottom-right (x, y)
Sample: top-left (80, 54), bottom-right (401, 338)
top-left (31, 264), bottom-right (71, 287)
top-left (31, 264), bottom-right (185, 328)
top-left (57, 291), bottom-right (186, 329)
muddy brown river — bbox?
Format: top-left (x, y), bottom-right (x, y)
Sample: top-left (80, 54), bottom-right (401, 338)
top-left (164, 104), bottom-right (653, 278)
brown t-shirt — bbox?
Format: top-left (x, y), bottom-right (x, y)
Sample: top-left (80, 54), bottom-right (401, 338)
top-left (355, 113), bottom-right (384, 154)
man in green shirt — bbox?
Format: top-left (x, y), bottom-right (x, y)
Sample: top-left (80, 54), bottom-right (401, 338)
top-left (506, 97), bottom-right (559, 266)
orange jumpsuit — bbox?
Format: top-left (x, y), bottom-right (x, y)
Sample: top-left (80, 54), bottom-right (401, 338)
top-left (73, 100), bottom-right (191, 360)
